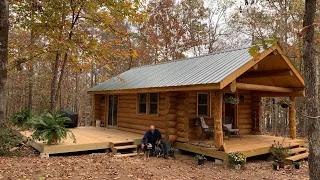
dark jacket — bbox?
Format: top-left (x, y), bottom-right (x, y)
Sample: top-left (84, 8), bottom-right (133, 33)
top-left (141, 128), bottom-right (162, 145)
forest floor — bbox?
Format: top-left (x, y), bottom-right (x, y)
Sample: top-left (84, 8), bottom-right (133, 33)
top-left (0, 146), bottom-right (309, 180)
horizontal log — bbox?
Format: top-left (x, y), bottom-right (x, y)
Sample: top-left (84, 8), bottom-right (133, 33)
top-left (167, 128), bottom-right (177, 135)
top-left (186, 97), bottom-right (197, 103)
top-left (177, 131), bottom-right (187, 138)
top-left (166, 114), bottom-right (177, 121)
top-left (176, 110), bottom-right (185, 117)
top-left (168, 135), bottom-right (178, 142)
top-left (119, 95), bottom-right (137, 100)
top-left (159, 109), bottom-right (167, 116)
top-left (164, 92), bottom-right (179, 97)
top-left (238, 118), bottom-right (253, 124)
top-left (236, 83), bottom-right (293, 93)
top-left (118, 108), bottom-right (136, 114)
top-left (118, 117), bottom-right (166, 127)
top-left (188, 109), bottom-right (196, 114)
top-left (118, 122), bottom-right (165, 134)
top-left (118, 127), bottom-right (145, 135)
top-left (240, 70), bottom-right (293, 79)
top-left (119, 99), bottom-right (136, 104)
top-left (168, 109), bottom-right (176, 114)
top-left (188, 104), bottom-right (196, 109)
top-left (167, 102), bottom-right (177, 109)
top-left (238, 123), bottom-right (252, 129)
top-left (239, 109), bottom-right (252, 114)
top-left (118, 103), bottom-right (136, 109)
top-left (159, 103), bottom-right (166, 110)
top-left (188, 91), bottom-right (197, 97)
top-left (177, 117), bottom-right (188, 124)
top-left (238, 113), bottom-right (252, 119)
top-left (167, 121), bottom-right (177, 128)
top-left (177, 105), bottom-right (185, 110)
top-left (251, 90), bottom-right (305, 97)
top-left (177, 123), bottom-right (188, 132)
top-left (165, 96), bottom-right (178, 103)
top-left (240, 128), bottom-right (252, 135)
top-left (118, 112), bottom-right (165, 121)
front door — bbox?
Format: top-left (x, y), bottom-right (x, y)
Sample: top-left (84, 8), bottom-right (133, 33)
top-left (107, 95), bottom-right (118, 127)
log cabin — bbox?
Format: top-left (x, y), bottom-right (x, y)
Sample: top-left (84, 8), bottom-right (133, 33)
top-left (87, 44), bottom-right (306, 161)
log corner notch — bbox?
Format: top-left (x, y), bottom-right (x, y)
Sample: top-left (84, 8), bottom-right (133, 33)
top-left (213, 91), bottom-right (223, 148)
top-left (289, 96), bottom-right (297, 139)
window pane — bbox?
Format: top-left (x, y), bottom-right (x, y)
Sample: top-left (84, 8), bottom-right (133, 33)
top-left (149, 93), bottom-right (158, 103)
top-left (149, 104), bottom-right (158, 114)
top-left (139, 103), bottom-right (146, 114)
top-left (198, 94), bottom-right (208, 104)
top-left (139, 93), bottom-right (147, 103)
top-left (198, 105), bottom-right (208, 116)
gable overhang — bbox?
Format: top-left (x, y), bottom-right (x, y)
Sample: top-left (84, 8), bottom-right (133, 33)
top-left (87, 83), bottom-right (220, 94)
top-left (219, 45), bottom-right (305, 97)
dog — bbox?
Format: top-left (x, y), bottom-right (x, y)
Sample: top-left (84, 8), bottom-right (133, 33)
top-left (138, 143), bottom-right (152, 160)
top-left (154, 143), bottom-right (164, 158)
top-left (167, 142), bottom-right (175, 159)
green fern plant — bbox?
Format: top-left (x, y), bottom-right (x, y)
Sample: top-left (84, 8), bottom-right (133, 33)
top-left (11, 109), bottom-right (32, 130)
top-left (27, 113), bottom-right (76, 145)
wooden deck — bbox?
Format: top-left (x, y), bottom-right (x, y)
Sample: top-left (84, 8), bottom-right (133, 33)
top-left (22, 127), bottom-right (143, 155)
top-left (175, 135), bottom-right (305, 161)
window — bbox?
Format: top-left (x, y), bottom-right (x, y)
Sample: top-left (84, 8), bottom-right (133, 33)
top-left (198, 93), bottom-right (209, 117)
top-left (138, 93), bottom-right (147, 114)
top-left (149, 93), bottom-right (158, 115)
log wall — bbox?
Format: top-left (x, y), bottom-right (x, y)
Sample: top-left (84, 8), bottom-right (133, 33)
top-left (92, 94), bottom-right (107, 126)
top-left (237, 90), bottom-right (253, 135)
top-left (117, 93), bottom-right (167, 137)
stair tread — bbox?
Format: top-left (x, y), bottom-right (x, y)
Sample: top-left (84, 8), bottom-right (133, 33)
top-left (113, 145), bottom-right (137, 150)
top-left (113, 152), bottom-right (138, 158)
top-left (289, 147), bottom-right (307, 154)
top-left (111, 140), bottom-right (134, 144)
top-left (286, 152), bottom-right (309, 161)
top-left (283, 142), bottom-right (301, 148)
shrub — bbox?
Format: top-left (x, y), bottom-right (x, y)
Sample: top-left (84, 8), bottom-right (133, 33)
top-left (228, 151), bottom-right (246, 165)
top-left (27, 113), bottom-right (76, 145)
top-left (0, 124), bottom-right (23, 156)
top-left (11, 109), bottom-right (32, 130)
top-left (271, 140), bottom-right (290, 162)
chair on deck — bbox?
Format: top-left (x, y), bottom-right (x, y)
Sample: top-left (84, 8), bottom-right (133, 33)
top-left (223, 116), bottom-right (240, 140)
top-left (199, 117), bottom-right (214, 140)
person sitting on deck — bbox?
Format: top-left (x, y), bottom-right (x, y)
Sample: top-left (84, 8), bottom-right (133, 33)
top-left (138, 125), bottom-right (168, 158)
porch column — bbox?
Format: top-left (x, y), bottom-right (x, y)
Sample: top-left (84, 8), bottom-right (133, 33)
top-left (213, 91), bottom-right (223, 148)
top-left (289, 96), bottom-right (296, 139)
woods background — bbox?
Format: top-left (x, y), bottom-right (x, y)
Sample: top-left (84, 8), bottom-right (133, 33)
top-left (5, 0), bottom-right (320, 138)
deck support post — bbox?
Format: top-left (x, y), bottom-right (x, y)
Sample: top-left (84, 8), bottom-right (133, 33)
top-left (213, 91), bottom-right (223, 148)
top-left (289, 97), bottom-right (296, 139)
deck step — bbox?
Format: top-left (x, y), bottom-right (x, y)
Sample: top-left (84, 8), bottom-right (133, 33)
top-left (289, 147), bottom-right (307, 155)
top-left (283, 142), bottom-right (301, 148)
top-left (286, 152), bottom-right (309, 162)
top-left (111, 140), bottom-right (134, 145)
top-left (113, 152), bottom-right (138, 158)
top-left (113, 145), bottom-right (137, 150)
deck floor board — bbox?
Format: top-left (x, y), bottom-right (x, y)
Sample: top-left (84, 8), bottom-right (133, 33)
top-left (22, 127), bottom-right (143, 155)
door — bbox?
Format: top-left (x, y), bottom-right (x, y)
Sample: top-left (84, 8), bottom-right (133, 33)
top-left (107, 95), bottom-right (118, 127)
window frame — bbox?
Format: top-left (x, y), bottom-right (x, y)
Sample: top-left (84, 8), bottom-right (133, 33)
top-left (148, 93), bottom-right (159, 115)
top-left (197, 92), bottom-right (210, 117)
top-left (137, 93), bottom-right (147, 114)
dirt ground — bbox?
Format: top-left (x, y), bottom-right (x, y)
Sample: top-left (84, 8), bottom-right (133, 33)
top-left (0, 147), bottom-right (309, 180)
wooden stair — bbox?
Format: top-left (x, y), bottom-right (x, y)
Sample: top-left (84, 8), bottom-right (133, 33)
top-left (285, 143), bottom-right (308, 164)
top-left (111, 140), bottom-right (138, 158)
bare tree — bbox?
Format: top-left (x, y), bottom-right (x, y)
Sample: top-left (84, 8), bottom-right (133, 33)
top-left (0, 0), bottom-right (8, 123)
top-left (301, 0), bottom-right (320, 179)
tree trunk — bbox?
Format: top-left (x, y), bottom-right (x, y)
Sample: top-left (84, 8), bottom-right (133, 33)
top-left (0, 0), bottom-right (9, 123)
top-left (302, 0), bottom-right (320, 179)
top-left (50, 52), bottom-right (60, 112)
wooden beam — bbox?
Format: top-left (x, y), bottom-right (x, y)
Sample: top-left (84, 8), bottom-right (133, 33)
top-left (236, 83), bottom-right (293, 93)
top-left (240, 70), bottom-right (293, 79)
top-left (289, 97), bottom-right (297, 139)
top-left (213, 91), bottom-right (223, 148)
top-left (251, 90), bottom-right (305, 97)
top-left (87, 83), bottom-right (220, 94)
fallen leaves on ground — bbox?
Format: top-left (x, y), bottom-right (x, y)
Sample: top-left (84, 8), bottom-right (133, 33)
top-left (0, 147), bottom-right (309, 180)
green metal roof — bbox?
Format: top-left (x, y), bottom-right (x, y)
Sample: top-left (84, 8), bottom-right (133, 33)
top-left (88, 46), bottom-right (262, 92)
